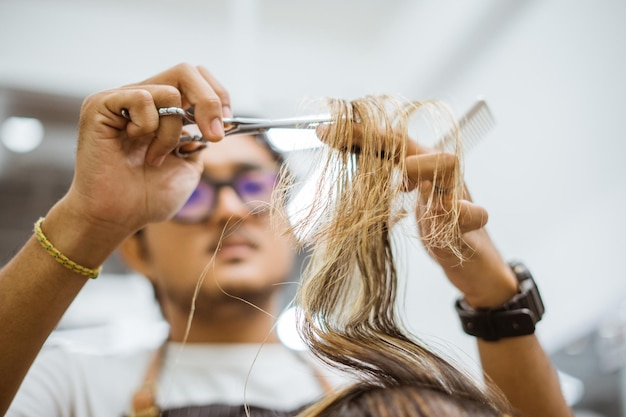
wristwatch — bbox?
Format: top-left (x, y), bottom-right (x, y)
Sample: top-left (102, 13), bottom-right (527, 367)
top-left (455, 261), bottom-right (545, 342)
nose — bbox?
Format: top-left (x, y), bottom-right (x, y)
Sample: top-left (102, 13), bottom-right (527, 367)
top-left (208, 185), bottom-right (250, 225)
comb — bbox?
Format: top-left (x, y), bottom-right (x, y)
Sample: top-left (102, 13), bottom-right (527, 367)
top-left (435, 99), bottom-right (495, 153)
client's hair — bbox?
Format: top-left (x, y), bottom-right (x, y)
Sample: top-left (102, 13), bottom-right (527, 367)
top-left (305, 384), bottom-right (507, 417)
top-left (274, 96), bottom-right (516, 417)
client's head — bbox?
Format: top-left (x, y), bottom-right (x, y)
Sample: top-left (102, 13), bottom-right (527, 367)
top-left (305, 383), bottom-right (512, 417)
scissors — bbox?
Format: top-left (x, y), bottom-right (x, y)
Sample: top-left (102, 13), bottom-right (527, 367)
top-left (121, 106), bottom-right (333, 157)
top-left (122, 100), bottom-right (493, 158)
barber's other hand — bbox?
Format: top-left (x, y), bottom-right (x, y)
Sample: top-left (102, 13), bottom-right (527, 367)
top-left (404, 144), bottom-right (518, 309)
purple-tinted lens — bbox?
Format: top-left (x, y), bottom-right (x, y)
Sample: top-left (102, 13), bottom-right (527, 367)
top-left (173, 170), bottom-right (278, 223)
top-left (233, 171), bottom-right (278, 210)
top-left (174, 182), bottom-right (215, 223)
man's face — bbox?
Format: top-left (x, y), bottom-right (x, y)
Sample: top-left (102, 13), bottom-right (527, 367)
top-left (135, 134), bottom-right (296, 311)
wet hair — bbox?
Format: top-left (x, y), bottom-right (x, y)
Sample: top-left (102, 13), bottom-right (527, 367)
top-left (272, 95), bottom-right (517, 417)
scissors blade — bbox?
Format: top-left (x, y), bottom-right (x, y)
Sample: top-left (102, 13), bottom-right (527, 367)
top-left (223, 115), bottom-right (333, 136)
top-left (176, 114), bottom-right (333, 156)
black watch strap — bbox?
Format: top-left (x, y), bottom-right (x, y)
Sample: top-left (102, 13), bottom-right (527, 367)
top-left (455, 261), bottom-right (545, 342)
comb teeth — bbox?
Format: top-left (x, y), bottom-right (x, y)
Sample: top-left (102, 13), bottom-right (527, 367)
top-left (436, 100), bottom-right (495, 153)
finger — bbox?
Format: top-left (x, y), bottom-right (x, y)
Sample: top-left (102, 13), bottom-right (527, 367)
top-left (134, 63), bottom-right (228, 142)
top-left (416, 181), bottom-right (483, 231)
top-left (196, 66), bottom-right (232, 117)
top-left (405, 152), bottom-right (458, 190)
top-left (316, 123), bottom-right (419, 162)
top-left (84, 89), bottom-right (159, 138)
top-left (457, 200), bottom-right (488, 234)
top-left (139, 85), bottom-right (185, 165)
top-left (115, 85), bottom-right (185, 165)
top-left (408, 142), bottom-right (433, 156)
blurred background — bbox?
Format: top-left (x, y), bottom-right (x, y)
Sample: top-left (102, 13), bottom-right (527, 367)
top-left (1, 1), bottom-right (625, 415)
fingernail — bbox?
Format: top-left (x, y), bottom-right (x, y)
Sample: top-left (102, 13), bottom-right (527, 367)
top-left (222, 106), bottom-right (233, 118)
top-left (211, 117), bottom-right (224, 137)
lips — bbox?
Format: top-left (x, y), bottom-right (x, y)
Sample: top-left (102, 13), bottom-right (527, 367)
top-left (208, 231), bottom-right (259, 258)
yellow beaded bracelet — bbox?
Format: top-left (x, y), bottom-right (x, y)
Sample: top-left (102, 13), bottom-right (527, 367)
top-left (34, 217), bottom-right (102, 279)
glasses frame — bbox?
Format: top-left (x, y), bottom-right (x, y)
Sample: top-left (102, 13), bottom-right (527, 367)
top-left (172, 169), bottom-right (280, 224)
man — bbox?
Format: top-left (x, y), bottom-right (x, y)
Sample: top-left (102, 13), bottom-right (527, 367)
top-left (0, 64), bottom-right (570, 416)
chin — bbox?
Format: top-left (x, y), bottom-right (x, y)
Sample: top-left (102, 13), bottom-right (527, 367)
top-left (210, 264), bottom-right (277, 293)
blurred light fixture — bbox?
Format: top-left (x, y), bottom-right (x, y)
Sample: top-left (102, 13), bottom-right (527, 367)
top-left (266, 128), bottom-right (323, 152)
top-left (1, 116), bottom-right (44, 153)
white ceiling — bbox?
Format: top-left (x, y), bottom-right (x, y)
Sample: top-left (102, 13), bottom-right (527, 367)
top-left (1, 0), bottom-right (626, 366)
top-left (0, 0), bottom-right (527, 114)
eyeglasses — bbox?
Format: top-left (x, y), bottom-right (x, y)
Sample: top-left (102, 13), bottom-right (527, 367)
top-left (173, 170), bottom-right (280, 223)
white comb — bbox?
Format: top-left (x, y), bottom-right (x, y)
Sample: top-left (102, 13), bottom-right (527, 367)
top-left (436, 99), bottom-right (495, 153)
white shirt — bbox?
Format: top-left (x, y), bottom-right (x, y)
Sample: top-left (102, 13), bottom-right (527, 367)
top-left (8, 341), bottom-right (346, 417)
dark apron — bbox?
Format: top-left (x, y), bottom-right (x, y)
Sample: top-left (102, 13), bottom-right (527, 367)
top-left (158, 403), bottom-right (308, 417)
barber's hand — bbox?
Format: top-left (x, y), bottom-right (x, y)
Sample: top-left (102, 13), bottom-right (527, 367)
top-left (404, 143), bottom-right (518, 309)
top-left (63, 63), bottom-right (231, 237)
